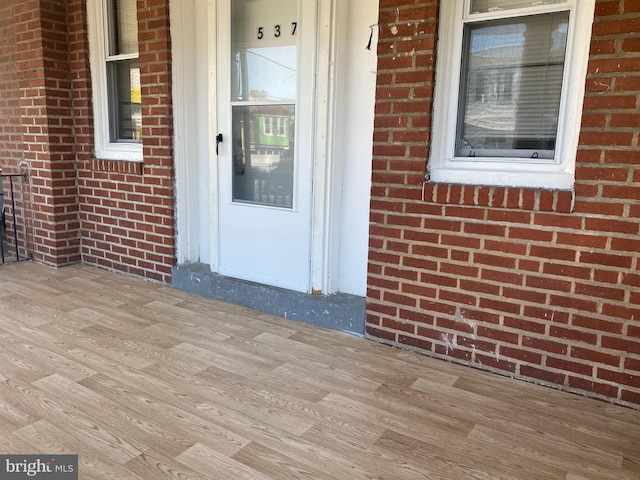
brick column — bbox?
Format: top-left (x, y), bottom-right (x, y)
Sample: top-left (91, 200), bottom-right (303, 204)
top-left (15, 0), bottom-right (81, 265)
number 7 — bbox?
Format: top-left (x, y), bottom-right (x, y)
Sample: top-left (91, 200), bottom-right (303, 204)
top-left (291, 22), bottom-right (297, 35)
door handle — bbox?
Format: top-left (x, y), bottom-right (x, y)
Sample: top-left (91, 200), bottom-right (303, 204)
top-left (216, 133), bottom-right (223, 155)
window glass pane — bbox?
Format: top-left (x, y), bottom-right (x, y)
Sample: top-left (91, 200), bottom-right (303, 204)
top-left (456, 12), bottom-right (569, 159)
top-left (470, 0), bottom-right (566, 14)
top-left (232, 105), bottom-right (295, 208)
top-left (108, 59), bottom-right (142, 142)
top-left (107, 0), bottom-right (138, 56)
top-left (231, 0), bottom-right (298, 102)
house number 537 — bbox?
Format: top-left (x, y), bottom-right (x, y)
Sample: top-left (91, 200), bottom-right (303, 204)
top-left (257, 22), bottom-right (297, 40)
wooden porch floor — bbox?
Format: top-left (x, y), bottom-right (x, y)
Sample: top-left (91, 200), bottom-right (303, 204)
top-left (0, 262), bottom-right (638, 479)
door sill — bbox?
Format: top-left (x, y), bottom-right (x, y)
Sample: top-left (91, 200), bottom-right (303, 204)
top-left (172, 263), bottom-right (365, 336)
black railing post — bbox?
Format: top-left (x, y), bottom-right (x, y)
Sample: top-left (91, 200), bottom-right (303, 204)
top-left (0, 175), bottom-right (3, 264)
top-left (0, 173), bottom-right (28, 264)
top-left (8, 175), bottom-right (19, 261)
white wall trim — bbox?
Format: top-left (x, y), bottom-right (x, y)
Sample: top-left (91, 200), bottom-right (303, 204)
top-left (171, 0), bottom-right (198, 264)
top-left (323, 0), bottom-right (349, 295)
top-left (310, 0), bottom-right (336, 294)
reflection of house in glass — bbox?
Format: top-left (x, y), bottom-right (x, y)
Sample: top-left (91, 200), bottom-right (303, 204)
top-left (458, 13), bottom-right (568, 159)
top-left (262, 115), bottom-right (287, 138)
top-left (232, 105), bottom-right (295, 207)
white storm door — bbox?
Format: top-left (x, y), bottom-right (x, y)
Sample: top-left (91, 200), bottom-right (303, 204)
top-left (216, 0), bottom-right (316, 292)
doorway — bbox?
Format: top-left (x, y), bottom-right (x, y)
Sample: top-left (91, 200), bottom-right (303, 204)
top-left (171, 0), bottom-right (378, 335)
top-left (215, 0), bottom-right (317, 292)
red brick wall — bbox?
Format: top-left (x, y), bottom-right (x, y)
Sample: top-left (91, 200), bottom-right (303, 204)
top-left (0, 0), bottom-right (81, 265)
top-left (0, 3), bottom-right (22, 169)
top-left (75, 0), bottom-right (175, 283)
top-left (0, 0), bottom-right (175, 281)
top-left (0, 2), bottom-right (26, 258)
top-left (367, 0), bottom-right (640, 408)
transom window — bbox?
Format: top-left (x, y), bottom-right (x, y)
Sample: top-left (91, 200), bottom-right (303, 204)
top-left (429, 0), bottom-right (595, 190)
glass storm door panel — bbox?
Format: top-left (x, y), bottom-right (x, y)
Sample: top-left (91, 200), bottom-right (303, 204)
top-left (216, 0), bottom-right (316, 292)
top-left (231, 0), bottom-right (298, 207)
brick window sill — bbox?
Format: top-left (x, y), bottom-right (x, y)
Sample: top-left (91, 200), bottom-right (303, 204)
top-left (91, 159), bottom-right (144, 175)
top-left (422, 182), bottom-right (575, 213)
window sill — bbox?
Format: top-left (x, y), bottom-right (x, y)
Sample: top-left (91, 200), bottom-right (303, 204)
top-left (91, 158), bottom-right (143, 175)
top-left (422, 182), bottom-right (575, 213)
top-left (429, 164), bottom-right (574, 191)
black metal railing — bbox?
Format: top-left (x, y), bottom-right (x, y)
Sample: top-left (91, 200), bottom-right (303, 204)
top-left (1, 173), bottom-right (28, 264)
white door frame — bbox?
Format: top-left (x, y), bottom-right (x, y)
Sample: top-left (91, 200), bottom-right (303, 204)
top-left (311, 0), bottom-right (342, 295)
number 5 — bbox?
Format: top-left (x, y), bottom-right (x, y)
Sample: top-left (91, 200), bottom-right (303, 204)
top-left (257, 26), bottom-right (264, 40)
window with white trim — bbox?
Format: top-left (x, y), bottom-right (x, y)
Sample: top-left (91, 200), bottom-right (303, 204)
top-left (87, 0), bottom-right (143, 161)
top-left (429, 0), bottom-right (595, 190)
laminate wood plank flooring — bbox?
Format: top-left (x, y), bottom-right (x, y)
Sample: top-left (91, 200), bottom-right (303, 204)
top-left (0, 262), bottom-right (639, 479)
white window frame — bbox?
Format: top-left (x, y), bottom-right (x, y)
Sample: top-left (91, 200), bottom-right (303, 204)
top-left (87, 0), bottom-right (143, 162)
top-left (429, 0), bottom-right (595, 190)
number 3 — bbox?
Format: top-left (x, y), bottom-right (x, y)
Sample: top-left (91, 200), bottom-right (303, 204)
top-left (274, 25), bottom-right (281, 38)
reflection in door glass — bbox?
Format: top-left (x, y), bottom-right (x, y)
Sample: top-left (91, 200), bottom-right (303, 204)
top-left (231, 0), bottom-right (298, 208)
top-left (233, 46), bottom-right (297, 103)
top-left (232, 105), bottom-right (295, 207)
